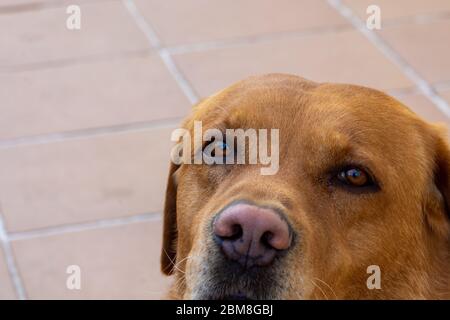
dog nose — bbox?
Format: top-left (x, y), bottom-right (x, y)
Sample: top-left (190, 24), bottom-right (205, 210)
top-left (213, 203), bottom-right (292, 268)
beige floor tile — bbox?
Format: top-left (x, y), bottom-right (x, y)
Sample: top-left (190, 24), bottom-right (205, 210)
top-left (343, 0), bottom-right (450, 20)
top-left (0, 0), bottom-right (114, 9)
top-left (12, 220), bottom-right (171, 299)
top-left (0, 54), bottom-right (190, 140)
top-left (134, 0), bottom-right (349, 46)
top-left (380, 20), bottom-right (450, 84)
top-left (0, 0), bottom-right (52, 8)
top-left (393, 93), bottom-right (450, 126)
top-left (0, 1), bottom-right (48, 8)
top-left (0, 247), bottom-right (16, 299)
top-left (0, 0), bottom-right (38, 6)
top-left (0, 1), bottom-right (149, 67)
top-left (173, 29), bottom-right (412, 98)
top-left (0, 126), bottom-right (176, 232)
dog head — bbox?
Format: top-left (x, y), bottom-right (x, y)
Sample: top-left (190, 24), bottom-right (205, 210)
top-left (161, 74), bottom-right (450, 299)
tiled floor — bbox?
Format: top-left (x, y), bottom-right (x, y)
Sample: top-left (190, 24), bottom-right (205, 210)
top-left (0, 0), bottom-right (449, 299)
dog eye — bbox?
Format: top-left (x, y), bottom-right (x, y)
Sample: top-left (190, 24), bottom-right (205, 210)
top-left (213, 141), bottom-right (229, 157)
top-left (337, 167), bottom-right (372, 187)
top-left (203, 140), bottom-right (230, 158)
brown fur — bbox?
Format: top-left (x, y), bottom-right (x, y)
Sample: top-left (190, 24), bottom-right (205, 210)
top-left (161, 74), bottom-right (450, 299)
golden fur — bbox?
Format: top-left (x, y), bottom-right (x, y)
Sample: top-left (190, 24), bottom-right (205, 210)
top-left (161, 74), bottom-right (450, 299)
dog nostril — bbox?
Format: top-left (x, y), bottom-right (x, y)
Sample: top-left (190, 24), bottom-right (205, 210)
top-left (261, 231), bottom-right (274, 248)
top-left (215, 223), bottom-right (243, 241)
top-left (227, 224), bottom-right (243, 241)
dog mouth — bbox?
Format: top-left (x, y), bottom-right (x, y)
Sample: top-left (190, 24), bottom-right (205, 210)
top-left (195, 278), bottom-right (275, 300)
top-left (220, 294), bottom-right (253, 300)
top-left (208, 291), bottom-right (254, 300)
top-left (192, 243), bottom-right (287, 300)
top-left (194, 273), bottom-right (276, 300)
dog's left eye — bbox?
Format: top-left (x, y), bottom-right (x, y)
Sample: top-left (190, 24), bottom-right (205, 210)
top-left (337, 167), bottom-right (372, 187)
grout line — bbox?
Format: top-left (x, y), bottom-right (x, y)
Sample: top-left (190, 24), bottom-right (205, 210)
top-left (327, 0), bottom-right (450, 119)
top-left (0, 49), bottom-right (152, 74)
top-left (0, 0), bottom-right (118, 15)
top-left (0, 210), bottom-right (27, 300)
top-left (122, 0), bottom-right (161, 48)
top-left (0, 2), bottom-right (46, 14)
top-left (0, 117), bottom-right (182, 150)
top-left (1, 6), bottom-right (446, 73)
top-left (8, 211), bottom-right (162, 242)
top-left (434, 80), bottom-right (450, 92)
top-left (381, 11), bottom-right (450, 28)
top-left (165, 24), bottom-right (353, 55)
top-left (122, 0), bottom-right (199, 105)
top-left (0, 3), bottom-right (447, 73)
top-left (158, 48), bottom-right (199, 103)
top-left (1, 24), bottom-right (353, 73)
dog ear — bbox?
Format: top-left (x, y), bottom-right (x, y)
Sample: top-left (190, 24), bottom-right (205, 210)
top-left (160, 161), bottom-right (180, 275)
top-left (159, 100), bottom-right (208, 275)
top-left (425, 128), bottom-right (450, 239)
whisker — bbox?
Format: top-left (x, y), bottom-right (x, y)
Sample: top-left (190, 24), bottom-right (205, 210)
top-left (313, 277), bottom-right (337, 300)
top-left (163, 248), bottom-right (186, 274)
top-left (310, 279), bottom-right (328, 300)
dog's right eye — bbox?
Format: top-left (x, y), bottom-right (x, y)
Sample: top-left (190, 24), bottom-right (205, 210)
top-left (203, 139), bottom-right (231, 164)
top-left (213, 141), bottom-right (229, 157)
top-left (204, 140), bottom-right (229, 156)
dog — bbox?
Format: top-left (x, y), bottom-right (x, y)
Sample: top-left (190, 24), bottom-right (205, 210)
top-left (160, 74), bottom-right (450, 299)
